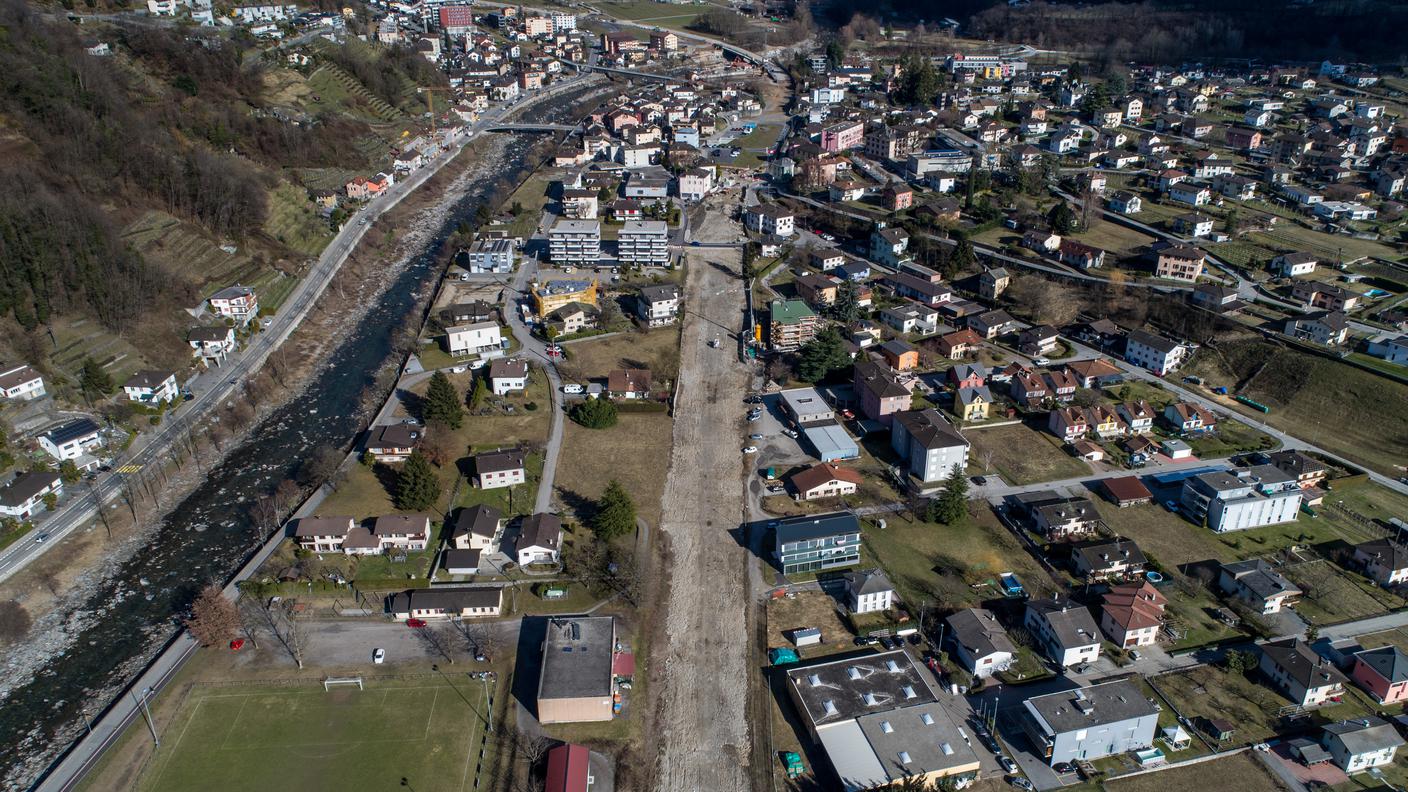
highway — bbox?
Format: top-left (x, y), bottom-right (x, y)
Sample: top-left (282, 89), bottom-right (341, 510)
top-left (0, 71), bottom-right (601, 585)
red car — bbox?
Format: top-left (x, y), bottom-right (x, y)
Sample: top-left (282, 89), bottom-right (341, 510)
top-left (406, 618), bottom-right (428, 628)
top-left (229, 638), bottom-right (245, 651)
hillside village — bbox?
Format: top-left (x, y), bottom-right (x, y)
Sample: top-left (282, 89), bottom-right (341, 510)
top-left (9, 3), bottom-right (1408, 792)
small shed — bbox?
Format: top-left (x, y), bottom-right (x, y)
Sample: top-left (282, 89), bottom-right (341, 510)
top-left (789, 627), bottom-right (823, 647)
top-left (1201, 717), bottom-right (1237, 742)
top-left (442, 549), bottom-right (481, 576)
top-left (1290, 737), bottom-right (1332, 765)
top-left (1161, 438), bottom-right (1193, 459)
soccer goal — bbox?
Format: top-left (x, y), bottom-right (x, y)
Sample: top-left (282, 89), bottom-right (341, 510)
top-left (323, 676), bottom-right (364, 691)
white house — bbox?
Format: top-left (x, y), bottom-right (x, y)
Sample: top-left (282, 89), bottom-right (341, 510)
top-left (123, 370), bottom-right (179, 405)
top-left (0, 364), bottom-right (46, 401)
top-left (1322, 718), bottom-right (1404, 774)
top-left (947, 607), bottom-right (1016, 678)
top-left (38, 419), bottom-right (104, 462)
top-left (1124, 329), bottom-right (1186, 376)
top-left (844, 568), bottom-right (894, 614)
top-left (208, 284), bottom-right (259, 325)
top-left (1024, 598), bottom-right (1102, 668)
top-left (0, 472), bottom-right (63, 520)
top-left (446, 322), bottom-right (504, 356)
top-left (187, 326), bottom-right (237, 367)
top-left (516, 513), bottom-right (562, 566)
top-left (488, 358), bottom-right (528, 395)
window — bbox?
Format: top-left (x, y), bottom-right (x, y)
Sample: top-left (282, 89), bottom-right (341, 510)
top-left (921, 713), bottom-right (935, 726)
top-left (898, 751), bottom-right (912, 765)
top-left (880, 721), bottom-right (893, 734)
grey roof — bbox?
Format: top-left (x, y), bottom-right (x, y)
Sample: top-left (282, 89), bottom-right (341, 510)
top-left (1260, 638), bottom-right (1347, 690)
top-left (1023, 679), bottom-right (1158, 735)
top-left (1322, 717), bottom-right (1405, 756)
top-left (1355, 539), bottom-right (1408, 572)
top-left (453, 504), bottom-right (502, 542)
top-left (1126, 328), bottom-right (1180, 354)
top-left (518, 513), bottom-right (562, 551)
top-left (774, 512), bottom-right (860, 545)
top-left (1071, 539), bottom-right (1146, 572)
top-left (1353, 646), bottom-right (1408, 684)
top-left (372, 514), bottom-right (429, 537)
top-left (489, 358), bottom-right (529, 379)
top-left (0, 472), bottom-right (61, 508)
top-left (442, 548), bottom-right (481, 572)
top-left (844, 568), bottom-right (894, 596)
top-left (389, 586), bottom-right (501, 615)
top-left (475, 450), bottom-right (525, 475)
top-left (893, 409), bottom-right (968, 451)
top-left (855, 702), bottom-right (981, 785)
top-left (1032, 496), bottom-right (1098, 525)
top-left (1027, 598), bottom-right (1101, 649)
top-left (293, 515), bottom-right (354, 538)
top-left (784, 649), bottom-right (937, 727)
top-left (780, 387), bottom-right (833, 421)
top-left (123, 369), bottom-right (174, 389)
top-left (639, 284), bottom-right (680, 303)
top-left (1266, 450), bottom-right (1327, 478)
top-left (187, 326), bottom-right (232, 343)
top-left (1222, 559), bottom-right (1301, 601)
top-left (947, 607), bottom-right (1016, 659)
top-left (367, 423), bottom-right (420, 450)
top-left (538, 616), bottom-right (615, 700)
top-left (956, 386), bottom-right (992, 407)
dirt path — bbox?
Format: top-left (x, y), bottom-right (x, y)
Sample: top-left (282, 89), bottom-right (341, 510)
top-left (650, 228), bottom-right (755, 789)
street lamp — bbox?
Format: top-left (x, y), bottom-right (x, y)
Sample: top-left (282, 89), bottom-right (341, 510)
top-left (134, 686), bottom-right (159, 747)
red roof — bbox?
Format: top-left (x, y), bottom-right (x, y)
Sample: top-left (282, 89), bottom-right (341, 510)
top-left (1103, 476), bottom-right (1153, 503)
top-left (612, 651), bottom-right (636, 677)
top-left (438, 6), bottom-right (474, 27)
top-left (545, 744), bottom-right (591, 792)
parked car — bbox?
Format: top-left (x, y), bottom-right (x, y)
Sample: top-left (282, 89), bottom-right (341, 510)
top-left (749, 433), bottom-right (764, 440)
top-left (1032, 356), bottom-right (1051, 366)
top-left (562, 383), bottom-right (584, 394)
top-left (1052, 762), bottom-right (1075, 775)
top-left (782, 428), bottom-right (798, 439)
top-left (1009, 777), bottom-right (1033, 790)
top-left (406, 618), bottom-right (428, 628)
top-left (742, 446), bottom-right (759, 454)
top-left (373, 648), bottom-right (386, 664)
top-left (998, 756), bottom-right (1018, 774)
top-left (1164, 500), bottom-right (1180, 513)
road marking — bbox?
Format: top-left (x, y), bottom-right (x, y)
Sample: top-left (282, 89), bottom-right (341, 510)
top-left (115, 464), bottom-right (143, 474)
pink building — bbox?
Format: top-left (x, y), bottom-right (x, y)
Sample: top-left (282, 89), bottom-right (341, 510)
top-left (1350, 646), bottom-right (1408, 705)
top-left (820, 120), bottom-right (865, 153)
top-left (854, 361), bottom-right (912, 426)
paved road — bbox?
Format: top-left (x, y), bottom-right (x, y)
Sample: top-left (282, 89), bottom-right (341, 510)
top-left (499, 257), bottom-right (566, 515)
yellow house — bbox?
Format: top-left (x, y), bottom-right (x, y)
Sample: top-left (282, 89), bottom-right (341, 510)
top-left (956, 386), bottom-right (991, 422)
top-left (533, 278), bottom-right (598, 317)
top-left (1087, 404), bottom-right (1123, 438)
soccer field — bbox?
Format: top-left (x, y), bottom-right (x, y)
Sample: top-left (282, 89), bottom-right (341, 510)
top-left (139, 678), bottom-right (487, 792)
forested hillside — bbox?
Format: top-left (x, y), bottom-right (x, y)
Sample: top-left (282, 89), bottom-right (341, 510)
top-left (0, 0), bottom-right (440, 383)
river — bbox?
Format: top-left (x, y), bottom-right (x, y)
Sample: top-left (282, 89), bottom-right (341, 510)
top-left (0, 90), bottom-right (591, 788)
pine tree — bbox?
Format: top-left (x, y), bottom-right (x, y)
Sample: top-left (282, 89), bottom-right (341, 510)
top-left (796, 327), bottom-right (851, 382)
top-left (927, 464), bottom-right (970, 525)
top-left (395, 451), bottom-right (441, 511)
top-left (592, 479), bottom-right (636, 540)
top-left (952, 237), bottom-right (976, 272)
top-left (78, 357), bottom-right (114, 398)
top-left (468, 376), bottom-right (488, 411)
top-left (1048, 201), bottom-right (1077, 235)
top-left (570, 397), bottom-right (618, 429)
top-left (830, 280), bottom-right (863, 324)
top-left (422, 371), bottom-right (463, 429)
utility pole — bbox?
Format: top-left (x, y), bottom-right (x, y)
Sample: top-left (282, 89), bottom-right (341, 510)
top-left (135, 686), bottom-right (159, 747)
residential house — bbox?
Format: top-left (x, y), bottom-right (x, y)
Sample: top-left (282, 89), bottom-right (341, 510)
top-left (1293, 281), bottom-right (1361, 312)
top-left (956, 386), bottom-right (993, 422)
top-left (488, 358), bottom-right (528, 395)
top-left (187, 327), bottom-right (236, 367)
top-left (1084, 404), bottom-right (1123, 439)
top-left (607, 368), bottom-right (652, 399)
top-left (293, 515), bottom-right (356, 554)
top-left (636, 284), bottom-right (681, 327)
top-left (1024, 597), bottom-right (1102, 668)
top-left (544, 744), bottom-right (592, 792)
top-left (389, 587), bottom-right (503, 622)
top-left (1169, 182), bottom-right (1211, 206)
top-left (1018, 325), bottom-right (1060, 356)
top-left (371, 514), bottom-right (430, 552)
top-left (1044, 369), bottom-right (1079, 402)
top-left (1009, 369), bottom-right (1048, 406)
top-left (769, 300), bottom-right (820, 351)
top-left (1350, 646), bottom-right (1408, 705)
top-left (1353, 539), bottom-right (1408, 587)
top-left (949, 364), bottom-right (987, 390)
top-left (1172, 213), bottom-right (1215, 238)
top-left (869, 227), bottom-right (910, 267)
top-left (534, 279), bottom-right (599, 317)
top-left (364, 424), bottom-right (421, 463)
top-left (1321, 718), bottom-right (1404, 774)
top-left (936, 329), bottom-right (983, 360)
top-left (879, 302), bottom-right (940, 335)
top-left (1263, 450), bottom-right (1328, 490)
top-left (1124, 329), bottom-right (1186, 375)
top-left (1163, 401), bottom-right (1216, 432)
top-left (0, 472), bottom-right (63, 520)
top-left (1020, 680), bottom-right (1159, 766)
top-left (1071, 539), bottom-right (1146, 582)
top-left (978, 267), bottom-right (1010, 300)
top-left (946, 608), bottom-right (1016, 679)
top-left (1108, 191), bottom-right (1142, 214)
top-left (773, 512), bottom-right (862, 575)
top-left (446, 321), bottom-right (504, 356)
top-left (1029, 495), bottom-right (1100, 540)
top-left (880, 340), bottom-right (919, 372)
top-left (1365, 335), bottom-right (1408, 365)
top-left (1048, 407), bottom-right (1089, 443)
top-left (968, 310), bottom-right (1017, 340)
top-left (1285, 311), bottom-right (1350, 346)
top-left (890, 409), bottom-right (970, 486)
top-left (1023, 231), bottom-right (1062, 254)
top-left (1058, 240), bottom-right (1106, 270)
top-left (474, 450), bottom-right (526, 489)
top-left (789, 463), bottom-right (863, 501)
top-left (517, 513), bottom-right (563, 566)
top-left (0, 364), bottom-right (45, 401)
top-left (465, 238), bottom-right (515, 273)
top-left (208, 284), bottom-right (259, 324)
top-left (1154, 245), bottom-right (1206, 282)
top-left (545, 303), bottom-right (599, 336)
top-left (1258, 638), bottom-right (1346, 706)
top-left (1191, 282), bottom-right (1243, 313)
top-left (450, 504), bottom-right (502, 552)
top-left (795, 272), bottom-right (839, 307)
top-left (122, 370), bottom-right (179, 405)
top-left (1099, 582), bottom-right (1166, 649)
top-left (744, 204), bottom-right (795, 237)
top-left (1220, 559), bottom-right (1301, 614)
top-left (1117, 400), bottom-right (1156, 434)
top-left (886, 272), bottom-right (953, 307)
top-left (37, 419), bottom-right (103, 462)
top-left (1182, 467), bottom-right (1301, 533)
top-left (844, 568), bottom-right (895, 614)
top-left (855, 361), bottom-right (913, 426)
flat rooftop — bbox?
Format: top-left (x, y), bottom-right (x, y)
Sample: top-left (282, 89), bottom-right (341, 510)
top-left (539, 616), bottom-right (615, 701)
top-left (785, 649), bottom-right (937, 727)
top-left (1023, 679), bottom-right (1157, 735)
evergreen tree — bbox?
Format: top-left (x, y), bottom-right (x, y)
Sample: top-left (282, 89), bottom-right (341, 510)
top-left (394, 451), bottom-right (441, 511)
top-left (1048, 201), bottom-right (1077, 235)
top-left (570, 397), bottom-right (618, 429)
top-left (952, 237), bottom-right (977, 272)
top-left (78, 357), bottom-right (114, 398)
top-left (468, 376), bottom-right (488, 411)
top-left (926, 464), bottom-right (969, 525)
top-left (895, 53), bottom-right (939, 106)
top-left (592, 479), bottom-right (636, 540)
top-left (830, 280), bottom-right (863, 324)
top-left (825, 38), bottom-right (846, 69)
top-left (422, 371), bottom-right (463, 429)
top-left (795, 327), bottom-right (851, 382)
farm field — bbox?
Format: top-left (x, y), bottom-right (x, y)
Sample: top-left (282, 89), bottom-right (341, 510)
top-left (134, 678), bottom-right (486, 792)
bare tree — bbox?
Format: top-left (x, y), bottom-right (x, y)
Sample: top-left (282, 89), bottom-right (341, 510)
top-left (280, 607), bottom-right (306, 669)
top-left (420, 420), bottom-right (456, 468)
top-left (186, 584), bottom-right (241, 647)
top-left (234, 593), bottom-right (261, 650)
top-left (250, 494), bottom-right (281, 535)
top-left (273, 479), bottom-right (301, 514)
top-left (980, 449), bottom-right (996, 474)
top-left (520, 734), bottom-right (555, 767)
top-left (463, 620), bottom-right (507, 659)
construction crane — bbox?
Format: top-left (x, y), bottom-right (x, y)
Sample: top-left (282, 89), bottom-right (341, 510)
top-left (416, 85), bottom-right (455, 136)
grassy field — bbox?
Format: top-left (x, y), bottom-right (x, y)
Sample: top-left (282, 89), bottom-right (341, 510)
top-left (455, 452), bottom-right (543, 519)
top-left (136, 678), bottom-right (486, 792)
top-left (555, 411), bottom-right (674, 529)
top-left (1103, 750), bottom-right (1288, 792)
top-left (765, 590), bottom-right (854, 659)
top-left (1248, 224), bottom-right (1403, 264)
top-left (123, 210), bottom-right (266, 293)
top-left (264, 181), bottom-right (334, 257)
top-left (1068, 218), bottom-right (1157, 255)
top-left (861, 507), bottom-right (1060, 608)
top-left (1282, 557), bottom-right (1405, 626)
top-left (964, 423), bottom-right (1090, 485)
top-left (1153, 664), bottom-right (1373, 746)
top-left (1182, 338), bottom-right (1408, 476)
top-left (561, 325), bottom-right (682, 383)
top-left (593, 0), bottom-right (703, 28)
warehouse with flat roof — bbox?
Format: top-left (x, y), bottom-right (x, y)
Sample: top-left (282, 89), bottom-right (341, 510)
top-left (537, 616), bottom-right (616, 724)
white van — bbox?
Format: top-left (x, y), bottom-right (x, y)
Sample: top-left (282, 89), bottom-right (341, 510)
top-left (562, 383), bottom-right (584, 394)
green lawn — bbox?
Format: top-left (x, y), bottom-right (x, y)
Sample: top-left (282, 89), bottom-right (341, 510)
top-left (455, 452), bottom-right (544, 519)
top-left (964, 423), bottom-right (1090, 485)
top-left (861, 507), bottom-right (1060, 609)
top-left (264, 181), bottom-right (334, 257)
top-left (137, 678), bottom-right (487, 792)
